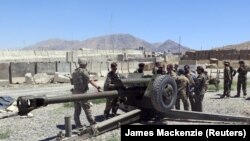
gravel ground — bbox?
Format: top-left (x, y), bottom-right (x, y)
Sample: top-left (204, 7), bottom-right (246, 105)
top-left (1, 81), bottom-right (250, 141)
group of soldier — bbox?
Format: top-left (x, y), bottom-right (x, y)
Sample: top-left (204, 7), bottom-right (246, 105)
top-left (151, 62), bottom-right (207, 112)
top-left (221, 60), bottom-right (248, 98)
top-left (70, 59), bottom-right (127, 128)
top-left (70, 58), bottom-right (248, 128)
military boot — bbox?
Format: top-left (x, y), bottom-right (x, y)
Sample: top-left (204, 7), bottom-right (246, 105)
top-left (104, 111), bottom-right (110, 120)
top-left (243, 93), bottom-right (247, 97)
top-left (233, 94), bottom-right (240, 98)
top-left (220, 95), bottom-right (226, 98)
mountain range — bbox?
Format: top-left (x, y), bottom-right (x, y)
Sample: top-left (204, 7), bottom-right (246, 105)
top-left (214, 41), bottom-right (250, 50)
top-left (23, 34), bottom-right (193, 53)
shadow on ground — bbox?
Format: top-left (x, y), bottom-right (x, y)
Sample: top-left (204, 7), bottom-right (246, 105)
top-left (38, 136), bottom-right (57, 141)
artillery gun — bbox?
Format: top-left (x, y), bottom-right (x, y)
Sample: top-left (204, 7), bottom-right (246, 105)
top-left (17, 74), bottom-right (250, 140)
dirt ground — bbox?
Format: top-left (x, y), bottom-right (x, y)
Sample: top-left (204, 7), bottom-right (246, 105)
top-left (0, 78), bottom-right (250, 141)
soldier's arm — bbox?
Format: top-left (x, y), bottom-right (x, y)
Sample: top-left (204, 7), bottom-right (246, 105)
top-left (188, 75), bottom-right (195, 86)
top-left (195, 76), bottom-right (203, 93)
top-left (105, 75), bottom-right (115, 89)
top-left (226, 67), bottom-right (231, 80)
top-left (82, 70), bottom-right (101, 91)
top-left (89, 80), bottom-right (101, 91)
top-left (176, 77), bottom-right (183, 92)
top-left (81, 70), bottom-right (90, 81)
top-left (238, 67), bottom-right (248, 75)
top-left (186, 80), bottom-right (190, 96)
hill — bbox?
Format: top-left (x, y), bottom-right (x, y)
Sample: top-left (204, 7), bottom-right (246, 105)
top-left (214, 41), bottom-right (250, 50)
top-left (23, 33), bottom-right (193, 53)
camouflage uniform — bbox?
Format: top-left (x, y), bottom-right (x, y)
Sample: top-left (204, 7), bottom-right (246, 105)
top-left (175, 75), bottom-right (190, 110)
top-left (152, 62), bottom-right (160, 74)
top-left (185, 72), bottom-right (196, 111)
top-left (167, 71), bottom-right (177, 79)
top-left (194, 73), bottom-right (206, 112)
top-left (204, 71), bottom-right (209, 92)
top-left (222, 66), bottom-right (231, 97)
top-left (104, 71), bottom-right (124, 118)
top-left (236, 66), bottom-right (248, 97)
top-left (152, 66), bottom-right (158, 75)
top-left (71, 67), bottom-right (95, 126)
top-left (174, 64), bottom-right (179, 73)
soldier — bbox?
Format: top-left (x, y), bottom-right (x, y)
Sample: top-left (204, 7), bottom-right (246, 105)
top-left (104, 62), bottom-right (124, 119)
top-left (204, 71), bottom-right (209, 92)
top-left (194, 66), bottom-right (206, 112)
top-left (234, 61), bottom-right (248, 97)
top-left (166, 64), bottom-right (177, 78)
top-left (71, 58), bottom-right (101, 128)
top-left (184, 65), bottom-right (196, 111)
top-left (175, 69), bottom-right (190, 111)
top-left (174, 64), bottom-right (179, 73)
top-left (134, 63), bottom-right (145, 74)
top-left (152, 62), bottom-right (160, 74)
top-left (156, 64), bottom-right (167, 74)
top-left (221, 61), bottom-right (232, 98)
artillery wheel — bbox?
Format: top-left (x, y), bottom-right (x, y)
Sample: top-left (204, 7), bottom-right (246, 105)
top-left (151, 75), bottom-right (177, 113)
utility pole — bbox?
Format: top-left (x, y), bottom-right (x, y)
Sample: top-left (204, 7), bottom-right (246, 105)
top-left (179, 36), bottom-right (181, 54)
top-left (110, 14), bottom-right (114, 54)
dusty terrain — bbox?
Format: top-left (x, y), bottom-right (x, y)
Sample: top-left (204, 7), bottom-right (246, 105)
top-left (0, 79), bottom-right (250, 141)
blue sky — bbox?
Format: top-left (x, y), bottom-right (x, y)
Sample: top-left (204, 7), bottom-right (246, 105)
top-left (0, 0), bottom-right (249, 50)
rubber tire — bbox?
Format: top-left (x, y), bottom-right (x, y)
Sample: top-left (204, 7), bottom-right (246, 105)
top-left (151, 75), bottom-right (177, 113)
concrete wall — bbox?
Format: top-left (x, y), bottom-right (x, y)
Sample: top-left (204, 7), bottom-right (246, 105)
top-left (117, 62), bottom-right (122, 73)
top-left (10, 62), bottom-right (36, 77)
top-left (56, 62), bottom-right (71, 73)
top-left (128, 61), bottom-right (138, 73)
top-left (0, 49), bottom-right (150, 84)
top-left (179, 60), bottom-right (197, 71)
top-left (36, 62), bottom-right (56, 75)
top-left (121, 62), bottom-right (129, 74)
top-left (0, 49), bottom-right (144, 62)
top-left (92, 62), bottom-right (101, 73)
top-left (100, 62), bottom-right (109, 77)
top-left (0, 63), bottom-right (9, 79)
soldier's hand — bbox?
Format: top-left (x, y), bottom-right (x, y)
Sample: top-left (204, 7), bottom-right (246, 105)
top-left (97, 86), bottom-right (102, 92)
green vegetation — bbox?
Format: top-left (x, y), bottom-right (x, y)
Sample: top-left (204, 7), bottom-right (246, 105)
top-left (63, 102), bottom-right (74, 108)
top-left (63, 99), bottom-right (106, 108)
top-left (106, 134), bottom-right (120, 141)
top-left (207, 84), bottom-right (223, 92)
top-left (0, 129), bottom-right (10, 139)
top-left (91, 98), bottom-right (106, 104)
top-left (207, 80), bottom-right (250, 92)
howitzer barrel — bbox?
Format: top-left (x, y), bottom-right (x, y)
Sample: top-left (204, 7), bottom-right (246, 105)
top-left (121, 78), bottom-right (151, 84)
top-left (17, 91), bottom-right (118, 115)
top-left (47, 91), bottom-right (118, 104)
